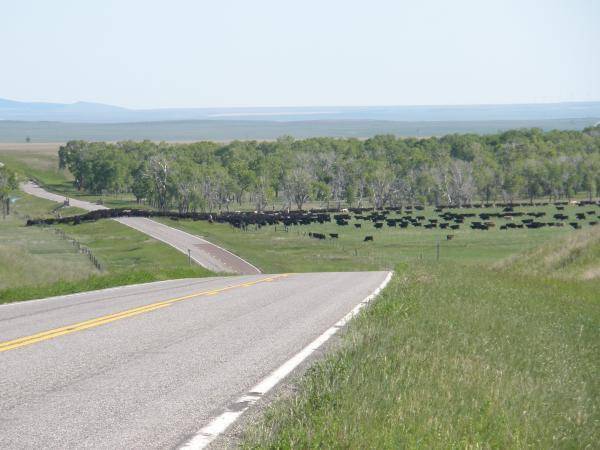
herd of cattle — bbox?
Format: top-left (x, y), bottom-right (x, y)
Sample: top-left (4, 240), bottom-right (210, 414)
top-left (26, 200), bottom-right (599, 242)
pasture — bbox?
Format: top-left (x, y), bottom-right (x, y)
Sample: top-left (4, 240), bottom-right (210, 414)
top-left (1, 142), bottom-right (598, 447)
top-left (0, 193), bottom-right (95, 293)
top-left (0, 190), bottom-right (212, 303)
top-left (242, 229), bottom-right (600, 449)
top-left (0, 143), bottom-right (143, 209)
top-left (156, 201), bottom-right (597, 273)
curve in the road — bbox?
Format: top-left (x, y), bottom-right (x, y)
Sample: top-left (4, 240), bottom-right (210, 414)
top-left (13, 181), bottom-right (395, 449)
top-left (0, 271), bottom-right (392, 449)
top-left (21, 181), bottom-right (260, 275)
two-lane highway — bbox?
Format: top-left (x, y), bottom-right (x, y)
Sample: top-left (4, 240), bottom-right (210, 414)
top-left (21, 181), bottom-right (260, 275)
top-left (0, 271), bottom-right (391, 449)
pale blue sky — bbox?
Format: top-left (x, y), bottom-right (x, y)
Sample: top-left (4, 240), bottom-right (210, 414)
top-left (1, 0), bottom-right (598, 108)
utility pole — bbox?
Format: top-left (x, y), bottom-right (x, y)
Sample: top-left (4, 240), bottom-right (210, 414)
top-left (188, 249), bottom-right (192, 265)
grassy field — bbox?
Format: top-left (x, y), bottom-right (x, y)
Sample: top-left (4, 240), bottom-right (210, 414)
top-left (153, 200), bottom-right (600, 273)
top-left (0, 191), bottom-right (212, 304)
top-left (0, 143), bottom-right (144, 209)
top-left (0, 193), bottom-right (95, 292)
top-left (2, 143), bottom-right (599, 447)
top-left (243, 229), bottom-right (600, 448)
top-left (496, 226), bottom-right (600, 280)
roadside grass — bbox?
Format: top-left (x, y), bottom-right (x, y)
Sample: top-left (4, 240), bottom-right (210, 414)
top-left (54, 219), bottom-right (212, 275)
top-left (243, 260), bottom-right (599, 448)
top-left (0, 268), bottom-right (210, 304)
top-left (0, 193), bottom-right (95, 293)
top-left (496, 225), bottom-right (600, 280)
top-left (153, 201), bottom-right (597, 272)
top-left (0, 194), bottom-right (213, 304)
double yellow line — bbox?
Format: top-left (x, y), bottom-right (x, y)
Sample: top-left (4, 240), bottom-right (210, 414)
top-left (0, 274), bottom-right (288, 353)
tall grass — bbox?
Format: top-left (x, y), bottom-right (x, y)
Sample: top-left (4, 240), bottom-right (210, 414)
top-left (242, 261), bottom-right (599, 448)
top-left (0, 194), bottom-right (213, 303)
top-left (496, 226), bottom-right (600, 280)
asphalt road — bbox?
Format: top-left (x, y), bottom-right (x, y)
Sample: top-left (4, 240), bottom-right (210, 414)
top-left (0, 271), bottom-right (390, 449)
top-left (21, 182), bottom-right (259, 275)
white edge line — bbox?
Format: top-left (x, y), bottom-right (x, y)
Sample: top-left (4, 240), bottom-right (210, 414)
top-left (178, 270), bottom-right (394, 450)
top-left (152, 219), bottom-right (262, 274)
top-left (113, 218), bottom-right (223, 273)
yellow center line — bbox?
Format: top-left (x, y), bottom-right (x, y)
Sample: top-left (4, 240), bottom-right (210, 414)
top-left (0, 274), bottom-right (289, 353)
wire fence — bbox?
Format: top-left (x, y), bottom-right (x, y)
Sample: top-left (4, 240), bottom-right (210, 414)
top-left (49, 227), bottom-right (103, 271)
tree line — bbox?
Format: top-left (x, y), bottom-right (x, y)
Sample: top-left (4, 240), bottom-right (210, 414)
top-left (58, 126), bottom-right (600, 212)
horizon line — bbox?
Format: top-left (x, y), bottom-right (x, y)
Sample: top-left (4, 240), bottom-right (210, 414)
top-left (2, 96), bottom-right (600, 111)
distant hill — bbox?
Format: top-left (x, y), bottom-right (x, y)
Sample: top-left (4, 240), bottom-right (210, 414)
top-left (1, 97), bottom-right (599, 124)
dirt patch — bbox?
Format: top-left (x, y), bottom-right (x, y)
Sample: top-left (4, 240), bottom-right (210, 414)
top-left (581, 266), bottom-right (600, 280)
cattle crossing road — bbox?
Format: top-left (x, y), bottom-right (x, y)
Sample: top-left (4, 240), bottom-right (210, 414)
top-left (0, 271), bottom-right (392, 449)
top-left (21, 181), bottom-right (260, 275)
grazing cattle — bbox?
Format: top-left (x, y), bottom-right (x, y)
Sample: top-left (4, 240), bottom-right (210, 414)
top-left (364, 235), bottom-right (374, 242)
top-left (374, 223), bottom-right (383, 229)
top-left (446, 234), bottom-right (454, 240)
top-left (526, 221), bottom-right (546, 229)
top-left (450, 224), bottom-right (460, 230)
top-left (354, 223), bottom-right (362, 228)
top-left (569, 222), bottom-right (581, 229)
top-left (471, 221), bottom-right (489, 230)
top-left (329, 233), bottom-right (339, 239)
top-left (590, 221), bottom-right (598, 226)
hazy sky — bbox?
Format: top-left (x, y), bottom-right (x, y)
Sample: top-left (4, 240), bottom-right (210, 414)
top-left (1, 0), bottom-right (598, 109)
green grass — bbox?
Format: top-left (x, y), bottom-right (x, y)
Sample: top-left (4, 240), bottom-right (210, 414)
top-left (0, 148), bottom-right (72, 190)
top-left (497, 226), bottom-right (600, 281)
top-left (154, 201), bottom-right (598, 272)
top-left (55, 219), bottom-right (211, 274)
top-left (243, 260), bottom-right (599, 448)
top-left (0, 193), bottom-right (96, 292)
top-left (0, 193), bottom-right (213, 304)
top-left (0, 145), bottom-right (146, 209)
top-left (0, 267), bottom-right (211, 304)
